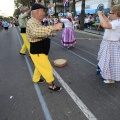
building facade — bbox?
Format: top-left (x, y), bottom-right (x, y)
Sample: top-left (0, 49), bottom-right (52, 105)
top-left (75, 0), bottom-right (112, 15)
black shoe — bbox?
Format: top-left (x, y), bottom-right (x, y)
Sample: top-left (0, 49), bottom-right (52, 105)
top-left (38, 79), bottom-right (45, 83)
top-left (19, 53), bottom-right (26, 55)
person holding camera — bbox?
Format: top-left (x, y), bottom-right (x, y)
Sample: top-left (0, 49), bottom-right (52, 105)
top-left (97, 4), bottom-right (120, 84)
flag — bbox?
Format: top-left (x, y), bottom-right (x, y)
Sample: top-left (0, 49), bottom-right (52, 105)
top-left (63, 0), bottom-right (66, 6)
top-left (63, 0), bottom-right (69, 7)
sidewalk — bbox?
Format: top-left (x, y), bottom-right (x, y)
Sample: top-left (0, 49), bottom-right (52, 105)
top-left (84, 28), bottom-right (104, 36)
top-left (75, 28), bottom-right (104, 38)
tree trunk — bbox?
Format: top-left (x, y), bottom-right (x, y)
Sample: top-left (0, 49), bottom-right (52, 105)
top-left (111, 0), bottom-right (114, 7)
top-left (43, 0), bottom-right (46, 7)
top-left (79, 0), bottom-right (85, 30)
top-left (73, 0), bottom-right (76, 16)
top-left (54, 0), bottom-right (57, 16)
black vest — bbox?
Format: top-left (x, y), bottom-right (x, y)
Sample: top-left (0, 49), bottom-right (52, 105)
top-left (30, 38), bottom-right (50, 55)
top-left (20, 28), bottom-right (26, 33)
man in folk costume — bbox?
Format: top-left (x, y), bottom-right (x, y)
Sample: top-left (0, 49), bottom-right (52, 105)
top-left (60, 12), bottom-right (76, 48)
top-left (19, 6), bottom-right (31, 55)
top-left (26, 4), bottom-right (62, 91)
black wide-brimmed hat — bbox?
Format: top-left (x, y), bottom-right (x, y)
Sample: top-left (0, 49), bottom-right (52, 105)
top-left (31, 3), bottom-right (46, 11)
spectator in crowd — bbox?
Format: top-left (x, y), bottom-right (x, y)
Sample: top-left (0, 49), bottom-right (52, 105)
top-left (0, 19), bottom-right (3, 29)
top-left (2, 20), bottom-right (9, 31)
top-left (72, 17), bottom-right (79, 30)
top-left (42, 16), bottom-right (48, 26)
top-left (88, 14), bottom-right (95, 29)
top-left (78, 13), bottom-right (81, 26)
top-left (93, 14), bottom-right (97, 21)
top-left (84, 15), bottom-right (90, 28)
top-left (49, 16), bottom-right (54, 25)
top-left (14, 17), bottom-right (19, 26)
top-left (95, 15), bottom-right (101, 30)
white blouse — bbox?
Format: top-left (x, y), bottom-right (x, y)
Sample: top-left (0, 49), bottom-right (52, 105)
top-left (103, 19), bottom-right (120, 41)
top-left (60, 18), bottom-right (73, 28)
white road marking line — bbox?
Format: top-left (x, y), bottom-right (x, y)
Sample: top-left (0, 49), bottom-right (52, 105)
top-left (16, 29), bottom-right (52, 120)
top-left (53, 69), bottom-right (97, 120)
top-left (76, 38), bottom-right (101, 40)
top-left (75, 46), bottom-right (97, 57)
top-left (16, 27), bottom-right (97, 120)
top-left (53, 37), bottom-right (98, 57)
top-left (52, 41), bottom-right (96, 67)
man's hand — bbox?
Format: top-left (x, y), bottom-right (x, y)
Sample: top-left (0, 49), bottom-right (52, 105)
top-left (52, 23), bottom-right (62, 31)
top-left (52, 33), bottom-right (57, 37)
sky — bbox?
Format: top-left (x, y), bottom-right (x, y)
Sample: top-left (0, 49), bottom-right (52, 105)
top-left (0, 0), bottom-right (14, 16)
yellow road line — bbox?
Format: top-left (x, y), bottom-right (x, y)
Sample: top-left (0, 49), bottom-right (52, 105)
top-left (77, 38), bottom-right (102, 40)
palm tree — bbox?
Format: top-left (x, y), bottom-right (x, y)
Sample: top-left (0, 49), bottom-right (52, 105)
top-left (79, 0), bottom-right (85, 30)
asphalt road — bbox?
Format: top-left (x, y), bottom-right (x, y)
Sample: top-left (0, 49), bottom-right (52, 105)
top-left (0, 26), bottom-right (120, 120)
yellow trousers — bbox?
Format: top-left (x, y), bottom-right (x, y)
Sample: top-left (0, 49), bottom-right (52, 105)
top-left (20, 33), bottom-right (30, 54)
top-left (30, 54), bottom-right (54, 83)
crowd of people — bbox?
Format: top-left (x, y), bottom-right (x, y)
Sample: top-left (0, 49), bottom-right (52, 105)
top-left (0, 17), bottom-right (19, 31)
top-left (0, 12), bottom-right (104, 32)
top-left (39, 13), bottom-right (105, 31)
top-left (1, 3), bottom-right (120, 90)
top-left (0, 19), bottom-right (9, 31)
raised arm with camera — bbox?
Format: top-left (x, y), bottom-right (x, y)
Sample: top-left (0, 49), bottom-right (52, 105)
top-left (98, 11), bottom-right (111, 29)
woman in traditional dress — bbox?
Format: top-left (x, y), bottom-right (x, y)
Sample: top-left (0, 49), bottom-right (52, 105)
top-left (97, 4), bottom-right (120, 84)
top-left (60, 12), bottom-right (76, 49)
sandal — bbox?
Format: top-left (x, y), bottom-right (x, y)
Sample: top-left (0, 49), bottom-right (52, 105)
top-left (48, 83), bottom-right (62, 91)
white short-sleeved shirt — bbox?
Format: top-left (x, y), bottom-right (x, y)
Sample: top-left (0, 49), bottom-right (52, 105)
top-left (60, 18), bottom-right (73, 28)
top-left (84, 18), bottom-right (90, 23)
top-left (103, 19), bottom-right (120, 41)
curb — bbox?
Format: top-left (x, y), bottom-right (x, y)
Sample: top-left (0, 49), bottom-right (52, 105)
top-left (75, 29), bottom-right (103, 38)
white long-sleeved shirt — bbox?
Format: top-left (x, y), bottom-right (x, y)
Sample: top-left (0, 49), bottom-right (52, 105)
top-left (60, 18), bottom-right (73, 28)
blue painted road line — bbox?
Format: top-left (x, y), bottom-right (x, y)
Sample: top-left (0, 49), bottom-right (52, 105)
top-left (16, 29), bottom-right (53, 120)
